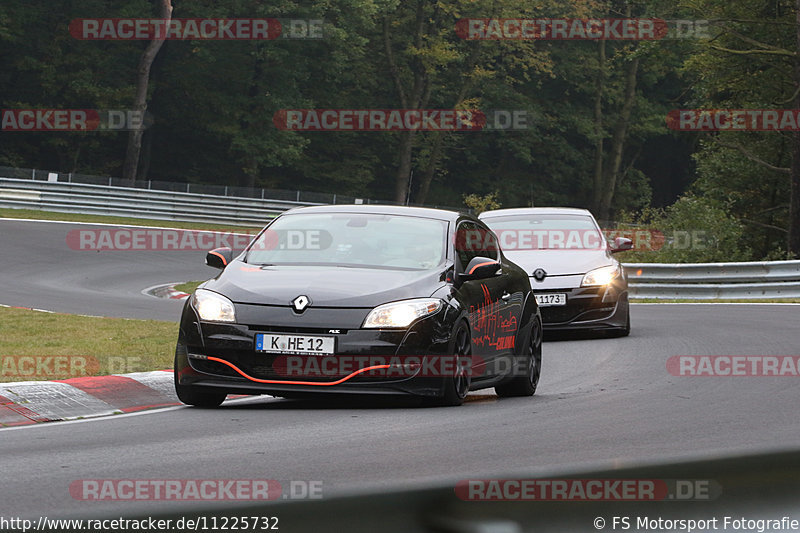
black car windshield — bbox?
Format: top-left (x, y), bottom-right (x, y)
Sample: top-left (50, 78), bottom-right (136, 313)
top-left (246, 212), bottom-right (448, 270)
top-left (483, 214), bottom-right (604, 250)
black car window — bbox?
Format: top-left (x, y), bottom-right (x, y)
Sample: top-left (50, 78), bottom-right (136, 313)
top-left (455, 220), bottom-right (499, 272)
top-left (479, 224), bottom-right (500, 261)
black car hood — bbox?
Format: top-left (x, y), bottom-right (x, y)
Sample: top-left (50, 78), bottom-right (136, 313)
top-left (206, 261), bottom-right (446, 308)
top-left (501, 249), bottom-right (614, 276)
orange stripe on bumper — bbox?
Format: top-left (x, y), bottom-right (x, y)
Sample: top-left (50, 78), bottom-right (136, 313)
top-left (206, 356), bottom-right (392, 386)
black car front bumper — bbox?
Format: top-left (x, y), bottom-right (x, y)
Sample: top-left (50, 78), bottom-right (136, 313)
top-left (534, 283), bottom-right (629, 331)
top-left (175, 301), bottom-right (459, 398)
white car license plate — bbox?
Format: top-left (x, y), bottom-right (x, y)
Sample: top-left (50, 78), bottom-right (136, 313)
top-left (255, 334), bottom-right (335, 355)
top-left (535, 293), bottom-right (567, 307)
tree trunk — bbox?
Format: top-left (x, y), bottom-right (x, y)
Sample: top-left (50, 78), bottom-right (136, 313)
top-left (137, 129), bottom-right (152, 181)
top-left (122, 0), bottom-right (172, 184)
top-left (790, 137), bottom-right (800, 257)
top-left (413, 44), bottom-right (481, 205)
top-left (592, 39), bottom-right (606, 213)
top-left (414, 131), bottom-right (444, 204)
top-left (394, 131), bottom-right (416, 203)
top-left (789, 0), bottom-right (800, 257)
top-left (70, 143), bottom-right (82, 174)
top-left (241, 43), bottom-right (267, 190)
top-left (598, 55), bottom-right (640, 221)
top-left (385, 2), bottom-right (432, 205)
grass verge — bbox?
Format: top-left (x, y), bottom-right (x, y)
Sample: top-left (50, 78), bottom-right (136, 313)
top-left (174, 281), bottom-right (203, 294)
top-left (0, 307), bottom-right (177, 382)
top-left (0, 207), bottom-right (265, 233)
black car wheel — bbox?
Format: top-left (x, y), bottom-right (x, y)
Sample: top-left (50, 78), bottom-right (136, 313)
top-left (425, 321), bottom-right (472, 407)
top-left (174, 348), bottom-right (227, 408)
top-left (496, 316), bottom-right (542, 398)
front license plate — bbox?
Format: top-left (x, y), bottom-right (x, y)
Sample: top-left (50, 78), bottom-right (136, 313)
top-left (535, 293), bottom-right (567, 307)
top-left (255, 334), bottom-right (335, 355)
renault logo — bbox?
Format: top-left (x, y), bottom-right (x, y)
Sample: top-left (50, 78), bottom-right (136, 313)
top-left (292, 295), bottom-right (310, 313)
top-left (533, 268), bottom-right (547, 282)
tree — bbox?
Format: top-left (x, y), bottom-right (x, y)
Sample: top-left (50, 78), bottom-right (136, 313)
top-left (377, 0), bottom-right (597, 204)
top-left (122, 0), bottom-right (172, 183)
top-left (680, 0), bottom-right (800, 257)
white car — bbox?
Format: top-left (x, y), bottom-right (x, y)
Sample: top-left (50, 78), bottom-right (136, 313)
top-left (480, 207), bottom-right (632, 336)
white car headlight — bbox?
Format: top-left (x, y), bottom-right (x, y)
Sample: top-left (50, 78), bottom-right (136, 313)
top-left (363, 298), bottom-right (443, 329)
top-left (193, 289), bottom-right (237, 323)
top-left (581, 265), bottom-right (621, 287)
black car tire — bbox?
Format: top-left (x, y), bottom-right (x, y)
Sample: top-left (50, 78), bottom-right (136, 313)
top-left (174, 351), bottom-right (227, 408)
top-left (424, 321), bottom-right (472, 407)
top-left (496, 316), bottom-right (542, 398)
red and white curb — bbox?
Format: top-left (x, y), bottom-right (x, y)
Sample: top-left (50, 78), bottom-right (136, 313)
top-left (142, 282), bottom-right (191, 300)
top-left (0, 370), bottom-right (180, 427)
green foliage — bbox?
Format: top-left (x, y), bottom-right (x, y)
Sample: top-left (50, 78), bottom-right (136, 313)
top-left (619, 195), bottom-right (750, 263)
top-left (463, 191), bottom-right (500, 214)
top-left (671, 0), bottom-right (797, 259)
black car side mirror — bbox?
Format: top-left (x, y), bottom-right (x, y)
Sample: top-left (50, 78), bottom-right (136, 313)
top-left (206, 247), bottom-right (233, 269)
top-left (458, 256), bottom-right (501, 284)
top-left (610, 237), bottom-right (633, 253)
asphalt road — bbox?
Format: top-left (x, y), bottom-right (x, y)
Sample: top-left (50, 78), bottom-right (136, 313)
top-left (1, 219), bottom-right (799, 524)
top-left (0, 218), bottom-right (218, 320)
top-left (2, 304), bottom-right (799, 520)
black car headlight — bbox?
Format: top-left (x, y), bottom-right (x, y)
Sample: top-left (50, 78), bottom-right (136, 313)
top-left (581, 265), bottom-right (621, 287)
top-left (193, 289), bottom-right (237, 323)
top-left (362, 298), bottom-right (443, 329)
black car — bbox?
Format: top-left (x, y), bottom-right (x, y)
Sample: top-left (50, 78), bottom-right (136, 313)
top-left (174, 205), bottom-right (541, 407)
top-left (480, 207), bottom-right (632, 336)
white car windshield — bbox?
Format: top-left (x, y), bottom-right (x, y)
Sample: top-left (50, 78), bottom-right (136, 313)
top-left (483, 214), bottom-right (604, 250)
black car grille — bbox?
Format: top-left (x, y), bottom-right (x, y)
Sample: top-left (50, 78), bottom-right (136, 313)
top-left (541, 306), bottom-right (583, 324)
top-left (192, 358), bottom-right (239, 378)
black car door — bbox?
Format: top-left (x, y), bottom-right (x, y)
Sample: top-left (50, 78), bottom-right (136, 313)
top-left (454, 221), bottom-right (518, 377)
top-left (477, 224), bottom-right (525, 371)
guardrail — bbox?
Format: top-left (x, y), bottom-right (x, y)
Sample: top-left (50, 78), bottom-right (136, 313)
top-left (0, 177), bottom-right (317, 226)
top-left (625, 261), bottom-right (800, 299)
top-left (0, 165), bottom-right (371, 205)
top-left (0, 172), bottom-right (465, 226)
